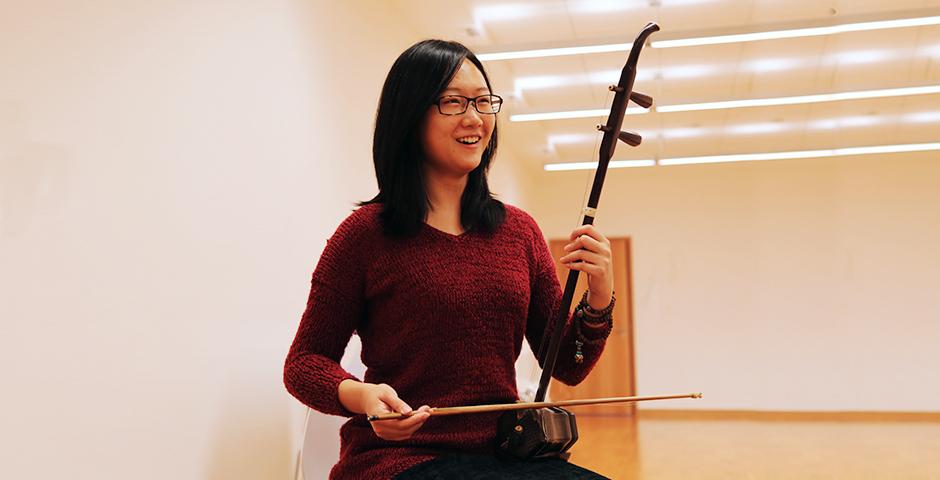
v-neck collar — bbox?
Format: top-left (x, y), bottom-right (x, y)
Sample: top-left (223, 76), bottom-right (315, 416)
top-left (422, 222), bottom-right (469, 240)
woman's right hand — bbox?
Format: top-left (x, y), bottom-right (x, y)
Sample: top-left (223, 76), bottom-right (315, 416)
top-left (338, 380), bottom-right (431, 441)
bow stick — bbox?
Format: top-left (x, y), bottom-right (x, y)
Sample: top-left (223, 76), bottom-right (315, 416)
top-left (534, 21), bottom-right (661, 402)
top-left (368, 392), bottom-right (700, 422)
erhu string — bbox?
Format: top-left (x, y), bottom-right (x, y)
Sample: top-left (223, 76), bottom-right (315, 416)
top-left (522, 87), bottom-right (614, 402)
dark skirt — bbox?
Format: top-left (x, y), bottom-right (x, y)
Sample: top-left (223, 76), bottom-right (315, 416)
top-left (394, 453), bottom-right (610, 479)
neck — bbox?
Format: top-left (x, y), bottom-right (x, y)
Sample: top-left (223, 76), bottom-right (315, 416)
top-left (423, 168), bottom-right (468, 234)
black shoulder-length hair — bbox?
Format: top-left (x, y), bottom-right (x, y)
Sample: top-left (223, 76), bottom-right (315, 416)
top-left (358, 39), bottom-right (505, 237)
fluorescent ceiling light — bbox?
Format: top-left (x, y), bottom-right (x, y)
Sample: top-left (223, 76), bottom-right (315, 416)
top-left (567, 0), bottom-right (650, 14)
top-left (510, 107), bottom-right (648, 122)
top-left (924, 44), bottom-right (940, 58)
top-left (478, 43), bottom-right (632, 61)
top-left (588, 69), bottom-right (626, 84)
top-left (474, 0), bottom-right (657, 20)
top-left (744, 58), bottom-right (804, 72)
top-left (805, 119), bottom-right (838, 130)
top-left (808, 115), bottom-right (882, 130)
top-left (478, 16), bottom-right (940, 61)
top-left (903, 111), bottom-right (940, 123)
top-left (658, 127), bottom-right (710, 139)
top-left (513, 50), bottom-right (936, 110)
top-left (511, 85), bottom-right (940, 121)
top-left (651, 15), bottom-right (940, 48)
top-left (545, 142), bottom-right (940, 170)
top-left (511, 68), bottom-right (670, 94)
top-left (829, 49), bottom-right (892, 65)
top-left (513, 47), bottom-right (930, 96)
top-left (545, 160), bottom-right (656, 171)
top-left (545, 127), bottom-right (708, 150)
top-left (839, 116), bottom-right (881, 127)
top-left (658, 142), bottom-right (940, 166)
top-left (593, 68), bottom-right (659, 83)
top-left (547, 133), bottom-right (597, 146)
top-left (726, 122), bottom-right (788, 135)
top-left (661, 64), bottom-right (718, 79)
top-left (544, 111), bottom-right (928, 147)
top-left (656, 85), bottom-right (940, 113)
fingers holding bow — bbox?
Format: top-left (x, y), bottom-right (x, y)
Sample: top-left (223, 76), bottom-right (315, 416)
top-left (559, 224), bottom-right (614, 310)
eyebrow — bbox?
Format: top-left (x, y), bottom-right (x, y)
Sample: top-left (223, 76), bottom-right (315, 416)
top-left (441, 87), bottom-right (491, 94)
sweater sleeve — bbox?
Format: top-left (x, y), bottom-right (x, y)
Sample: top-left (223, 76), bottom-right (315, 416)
top-left (283, 212), bottom-right (369, 417)
top-left (522, 215), bottom-right (611, 386)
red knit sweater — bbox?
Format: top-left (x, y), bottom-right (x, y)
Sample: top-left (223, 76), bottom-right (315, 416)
top-left (284, 203), bottom-right (610, 479)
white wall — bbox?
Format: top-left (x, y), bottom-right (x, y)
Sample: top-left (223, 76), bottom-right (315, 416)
top-left (0, 1), bottom-right (425, 478)
top-left (528, 152), bottom-right (940, 412)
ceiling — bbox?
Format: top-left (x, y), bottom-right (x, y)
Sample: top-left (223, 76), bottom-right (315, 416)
top-left (390, 0), bottom-right (940, 170)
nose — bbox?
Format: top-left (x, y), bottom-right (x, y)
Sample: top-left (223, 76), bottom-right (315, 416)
top-left (461, 101), bottom-right (484, 126)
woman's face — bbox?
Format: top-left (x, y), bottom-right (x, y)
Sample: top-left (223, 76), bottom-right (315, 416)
top-left (420, 59), bottom-right (496, 179)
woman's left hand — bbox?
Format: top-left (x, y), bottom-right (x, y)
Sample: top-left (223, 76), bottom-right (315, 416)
top-left (559, 224), bottom-right (614, 310)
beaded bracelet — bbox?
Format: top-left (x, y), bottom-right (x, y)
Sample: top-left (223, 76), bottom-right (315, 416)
top-left (572, 290), bottom-right (615, 363)
top-left (581, 289), bottom-right (615, 319)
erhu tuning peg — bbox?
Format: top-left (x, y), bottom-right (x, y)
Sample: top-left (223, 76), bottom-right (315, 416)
top-left (605, 86), bottom-right (653, 108)
top-left (618, 131), bottom-right (642, 146)
top-left (597, 125), bottom-right (642, 146)
top-left (629, 91), bottom-right (653, 108)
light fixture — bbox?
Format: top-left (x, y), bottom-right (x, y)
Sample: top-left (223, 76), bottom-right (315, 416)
top-left (478, 43), bottom-right (633, 62)
top-left (510, 107), bottom-right (648, 122)
top-left (656, 85), bottom-right (940, 113)
top-left (807, 115), bottom-right (882, 130)
top-left (658, 142), bottom-right (940, 166)
top-left (543, 142), bottom-right (940, 170)
top-left (511, 47), bottom-right (933, 98)
top-left (477, 15), bottom-right (940, 61)
top-left (658, 127), bottom-right (710, 139)
top-left (903, 111), bottom-right (940, 123)
top-left (511, 85), bottom-right (940, 120)
top-left (547, 133), bottom-right (598, 147)
top-left (544, 160), bottom-right (656, 171)
top-left (650, 16), bottom-right (940, 48)
top-left (473, 0), bottom-right (660, 22)
top-left (725, 123), bottom-right (789, 135)
top-left (828, 49), bottom-right (892, 65)
top-left (744, 57), bottom-right (804, 72)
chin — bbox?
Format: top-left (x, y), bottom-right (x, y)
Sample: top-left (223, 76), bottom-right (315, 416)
top-left (461, 158), bottom-right (484, 174)
top-left (447, 154), bottom-right (482, 173)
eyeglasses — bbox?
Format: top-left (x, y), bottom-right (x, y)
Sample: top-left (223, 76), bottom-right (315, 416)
top-left (434, 94), bottom-right (503, 115)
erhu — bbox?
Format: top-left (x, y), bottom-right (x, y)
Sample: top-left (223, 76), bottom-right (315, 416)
top-left (371, 22), bottom-right (702, 460)
top-left (498, 20), bottom-right (666, 461)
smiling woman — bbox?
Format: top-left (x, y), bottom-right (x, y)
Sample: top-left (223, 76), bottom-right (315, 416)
top-left (283, 39), bottom-right (616, 479)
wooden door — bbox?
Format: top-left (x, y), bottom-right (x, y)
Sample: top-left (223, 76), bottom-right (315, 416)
top-left (547, 237), bottom-right (636, 416)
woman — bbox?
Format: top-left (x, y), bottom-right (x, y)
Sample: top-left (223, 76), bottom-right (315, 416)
top-left (284, 39), bottom-right (616, 479)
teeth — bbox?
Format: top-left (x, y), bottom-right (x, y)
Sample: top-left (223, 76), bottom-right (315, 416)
top-left (457, 136), bottom-right (481, 144)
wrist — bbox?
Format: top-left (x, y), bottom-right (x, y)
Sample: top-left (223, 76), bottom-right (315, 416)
top-left (338, 379), bottom-right (371, 415)
top-left (586, 290), bottom-right (614, 312)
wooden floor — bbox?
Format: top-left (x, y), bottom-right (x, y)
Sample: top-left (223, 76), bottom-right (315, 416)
top-left (568, 412), bottom-right (940, 479)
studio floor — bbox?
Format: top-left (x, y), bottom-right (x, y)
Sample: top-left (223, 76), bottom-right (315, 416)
top-left (568, 412), bottom-right (940, 479)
